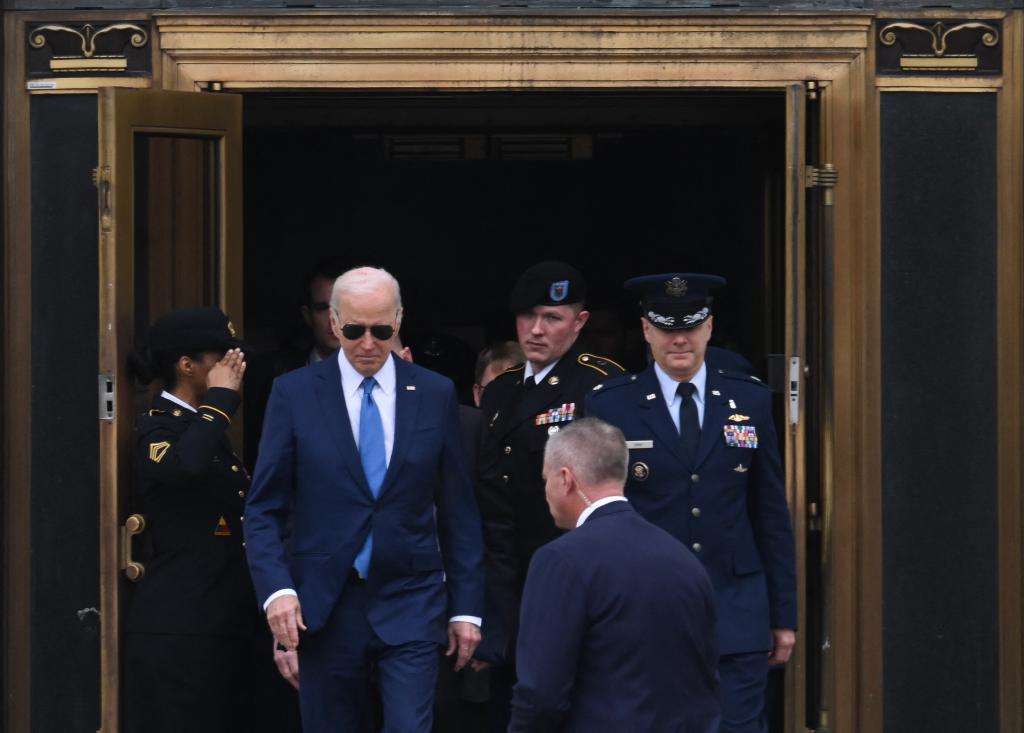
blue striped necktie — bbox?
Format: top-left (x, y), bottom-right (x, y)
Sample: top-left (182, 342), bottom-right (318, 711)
top-left (353, 377), bottom-right (386, 578)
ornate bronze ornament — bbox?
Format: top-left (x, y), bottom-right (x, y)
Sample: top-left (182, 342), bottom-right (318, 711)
top-left (27, 21), bottom-right (152, 77)
top-left (876, 20), bottom-right (1001, 75)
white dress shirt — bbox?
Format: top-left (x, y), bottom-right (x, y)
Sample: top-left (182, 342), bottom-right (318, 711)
top-left (576, 496), bottom-right (629, 528)
top-left (654, 360), bottom-right (707, 430)
top-left (160, 390), bottom-right (196, 413)
top-left (264, 352), bottom-right (480, 626)
top-left (523, 358), bottom-right (559, 386)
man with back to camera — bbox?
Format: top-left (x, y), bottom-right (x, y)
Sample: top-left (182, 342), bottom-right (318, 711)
top-left (586, 273), bottom-right (797, 733)
top-left (473, 261), bottom-right (625, 728)
top-left (244, 266), bottom-right (485, 732)
top-left (509, 417), bottom-right (720, 733)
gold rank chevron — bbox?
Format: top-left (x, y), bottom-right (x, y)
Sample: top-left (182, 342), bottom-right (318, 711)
top-left (148, 441), bottom-right (170, 463)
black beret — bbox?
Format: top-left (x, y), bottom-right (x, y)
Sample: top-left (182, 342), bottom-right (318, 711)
top-left (624, 273), bottom-right (726, 330)
top-left (508, 261), bottom-right (587, 313)
top-left (146, 306), bottom-right (247, 356)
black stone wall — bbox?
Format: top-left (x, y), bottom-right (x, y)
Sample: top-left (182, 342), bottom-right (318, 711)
top-left (880, 92), bottom-right (1000, 732)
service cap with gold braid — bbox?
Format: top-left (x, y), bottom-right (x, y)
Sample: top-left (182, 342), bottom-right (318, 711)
top-left (625, 273), bottom-right (726, 331)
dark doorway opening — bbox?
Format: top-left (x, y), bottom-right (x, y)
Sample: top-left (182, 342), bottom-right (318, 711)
top-left (240, 89), bottom-right (791, 730)
top-left (242, 90), bottom-right (786, 398)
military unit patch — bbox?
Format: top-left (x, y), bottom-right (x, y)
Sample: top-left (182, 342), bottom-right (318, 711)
top-left (148, 441), bottom-right (170, 463)
top-left (213, 516), bottom-right (232, 536)
top-left (723, 425), bottom-right (758, 448)
top-left (536, 403), bottom-right (576, 426)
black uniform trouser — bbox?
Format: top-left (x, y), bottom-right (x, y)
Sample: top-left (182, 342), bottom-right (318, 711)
top-left (123, 633), bottom-right (249, 733)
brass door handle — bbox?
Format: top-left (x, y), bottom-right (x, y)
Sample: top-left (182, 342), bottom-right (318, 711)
top-left (121, 513), bottom-right (146, 581)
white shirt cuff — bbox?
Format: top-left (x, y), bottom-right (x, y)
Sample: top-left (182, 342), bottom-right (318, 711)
top-left (263, 588), bottom-right (298, 611)
top-left (449, 615), bottom-right (482, 627)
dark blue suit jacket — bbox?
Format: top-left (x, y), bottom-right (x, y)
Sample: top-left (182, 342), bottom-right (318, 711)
top-left (509, 501), bottom-right (720, 733)
top-left (244, 353), bottom-right (485, 646)
top-left (586, 364), bottom-right (797, 654)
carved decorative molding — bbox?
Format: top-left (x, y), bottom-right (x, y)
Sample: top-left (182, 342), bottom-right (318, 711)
top-left (26, 21), bottom-right (152, 78)
top-left (877, 19), bottom-right (1001, 75)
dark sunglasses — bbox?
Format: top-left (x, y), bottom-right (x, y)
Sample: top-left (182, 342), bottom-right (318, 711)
top-left (340, 323), bottom-right (395, 341)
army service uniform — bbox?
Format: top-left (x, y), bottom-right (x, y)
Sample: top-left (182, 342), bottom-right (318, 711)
top-left (476, 341), bottom-right (625, 660)
top-left (123, 387), bottom-right (259, 733)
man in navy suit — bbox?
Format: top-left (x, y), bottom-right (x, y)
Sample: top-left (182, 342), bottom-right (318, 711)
top-left (509, 418), bottom-right (720, 733)
top-left (586, 274), bottom-right (797, 733)
top-left (244, 266), bottom-right (485, 732)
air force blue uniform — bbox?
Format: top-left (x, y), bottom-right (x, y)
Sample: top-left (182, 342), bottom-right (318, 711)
top-left (510, 501), bottom-right (720, 733)
top-left (586, 364), bottom-right (796, 731)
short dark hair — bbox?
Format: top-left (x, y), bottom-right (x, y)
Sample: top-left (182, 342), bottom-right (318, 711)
top-left (474, 341), bottom-right (525, 384)
top-left (304, 259), bottom-right (346, 306)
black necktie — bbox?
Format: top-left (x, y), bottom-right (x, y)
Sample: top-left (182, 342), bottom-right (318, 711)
top-left (677, 382), bottom-right (700, 467)
top-left (523, 376), bottom-right (536, 390)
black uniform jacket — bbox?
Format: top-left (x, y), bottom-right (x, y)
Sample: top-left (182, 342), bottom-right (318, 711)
top-left (475, 342), bottom-right (624, 660)
top-left (126, 388), bottom-right (258, 637)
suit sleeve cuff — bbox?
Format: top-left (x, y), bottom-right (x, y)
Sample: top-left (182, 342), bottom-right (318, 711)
top-left (263, 588), bottom-right (297, 611)
top-left (449, 615), bottom-right (482, 627)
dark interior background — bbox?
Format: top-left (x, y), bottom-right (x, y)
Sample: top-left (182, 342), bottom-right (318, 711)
top-left (241, 91), bottom-right (786, 400)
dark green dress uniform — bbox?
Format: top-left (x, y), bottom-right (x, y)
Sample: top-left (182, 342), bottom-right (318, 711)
top-left (475, 341), bottom-right (625, 661)
top-left (123, 387), bottom-right (259, 733)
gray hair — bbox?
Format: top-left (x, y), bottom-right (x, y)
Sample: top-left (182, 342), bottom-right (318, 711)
top-left (330, 266), bottom-right (404, 324)
top-left (544, 417), bottom-right (628, 488)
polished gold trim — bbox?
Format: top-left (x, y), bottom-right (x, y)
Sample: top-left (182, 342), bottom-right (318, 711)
top-left (98, 87), bottom-right (242, 733)
top-left (28, 22), bottom-right (149, 60)
top-left (152, 13), bottom-right (874, 92)
top-left (50, 57), bottom-right (128, 71)
top-left (3, 14), bottom-right (33, 733)
top-left (876, 75), bottom-right (1002, 90)
top-left (997, 13), bottom-right (1023, 732)
top-left (782, 82), bottom-right (808, 733)
top-left (900, 55), bottom-right (979, 69)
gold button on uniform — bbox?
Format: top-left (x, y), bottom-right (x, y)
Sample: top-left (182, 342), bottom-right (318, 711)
top-left (692, 542), bottom-right (702, 553)
top-left (691, 507), bottom-right (701, 517)
top-left (239, 516), bottom-right (244, 523)
top-left (690, 474), bottom-right (700, 483)
top-left (238, 490), bottom-right (245, 499)
top-left (504, 446), bottom-right (512, 455)
top-left (231, 465), bottom-right (240, 473)
top-left (502, 475), bottom-right (509, 483)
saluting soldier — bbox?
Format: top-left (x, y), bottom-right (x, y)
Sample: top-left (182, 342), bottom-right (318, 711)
top-left (474, 261), bottom-right (624, 727)
top-left (586, 274), bottom-right (797, 733)
top-left (123, 307), bottom-right (259, 733)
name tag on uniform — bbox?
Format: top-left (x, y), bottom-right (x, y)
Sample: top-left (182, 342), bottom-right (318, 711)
top-left (626, 440), bottom-right (654, 449)
top-left (723, 425), bottom-right (759, 449)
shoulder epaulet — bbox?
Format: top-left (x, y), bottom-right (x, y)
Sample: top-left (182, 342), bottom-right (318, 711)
top-left (589, 371), bottom-right (637, 395)
top-left (500, 362), bottom-right (525, 376)
top-left (577, 353), bottom-right (626, 377)
top-left (717, 368), bottom-right (770, 388)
